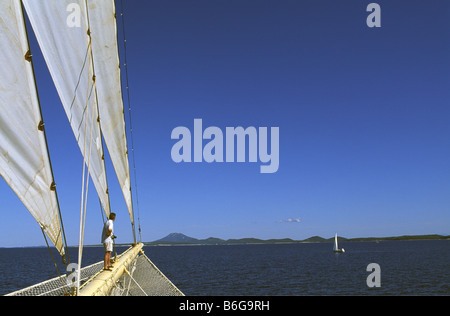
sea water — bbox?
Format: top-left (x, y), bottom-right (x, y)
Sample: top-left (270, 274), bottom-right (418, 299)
top-left (1, 240), bottom-right (449, 295)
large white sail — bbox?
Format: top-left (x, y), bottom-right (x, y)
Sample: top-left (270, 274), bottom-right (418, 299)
top-left (0, 0), bottom-right (65, 256)
top-left (87, 0), bottom-right (135, 231)
top-left (22, 0), bottom-right (111, 217)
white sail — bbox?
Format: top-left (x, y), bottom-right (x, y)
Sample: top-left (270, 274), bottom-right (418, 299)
top-left (0, 0), bottom-right (65, 256)
top-left (334, 233), bottom-right (338, 251)
top-left (87, 0), bottom-right (135, 230)
top-left (22, 0), bottom-right (111, 217)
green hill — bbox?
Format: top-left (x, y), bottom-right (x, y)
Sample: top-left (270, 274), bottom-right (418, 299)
top-left (144, 233), bottom-right (449, 246)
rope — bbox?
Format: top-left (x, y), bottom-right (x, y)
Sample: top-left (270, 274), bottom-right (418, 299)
top-left (76, 5), bottom-right (97, 291)
top-left (124, 266), bottom-right (148, 296)
top-left (120, 0), bottom-right (142, 243)
top-left (76, 73), bottom-right (96, 294)
top-left (125, 259), bottom-right (137, 296)
top-left (40, 227), bottom-right (69, 296)
top-left (99, 198), bottom-right (106, 224)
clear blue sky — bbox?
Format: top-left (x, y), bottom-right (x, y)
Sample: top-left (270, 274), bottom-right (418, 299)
top-left (1, 0), bottom-right (450, 247)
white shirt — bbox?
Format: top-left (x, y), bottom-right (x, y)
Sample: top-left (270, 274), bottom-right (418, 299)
top-left (101, 219), bottom-right (114, 243)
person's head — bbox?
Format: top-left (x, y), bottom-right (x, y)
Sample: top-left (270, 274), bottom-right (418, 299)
top-left (110, 213), bottom-right (116, 221)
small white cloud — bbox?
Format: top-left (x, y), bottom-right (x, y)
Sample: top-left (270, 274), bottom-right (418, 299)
top-left (279, 218), bottom-right (301, 223)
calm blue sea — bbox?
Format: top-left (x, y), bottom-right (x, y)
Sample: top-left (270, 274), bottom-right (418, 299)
top-left (1, 240), bottom-right (449, 295)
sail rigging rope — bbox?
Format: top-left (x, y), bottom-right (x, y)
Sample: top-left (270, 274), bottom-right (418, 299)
top-left (120, 0), bottom-right (142, 243)
top-left (76, 13), bottom-right (97, 292)
top-left (76, 76), bottom-right (96, 294)
top-left (124, 266), bottom-right (149, 296)
top-left (40, 227), bottom-right (69, 296)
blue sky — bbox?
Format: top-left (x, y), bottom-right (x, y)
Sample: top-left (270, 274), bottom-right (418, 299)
top-left (1, 0), bottom-right (450, 247)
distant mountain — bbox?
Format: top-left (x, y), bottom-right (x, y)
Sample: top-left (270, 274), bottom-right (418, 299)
top-left (148, 234), bottom-right (307, 245)
top-left (146, 233), bottom-right (450, 246)
top-left (202, 237), bottom-right (226, 244)
top-left (303, 236), bottom-right (327, 243)
top-left (349, 234), bottom-right (449, 242)
top-left (155, 233), bottom-right (199, 243)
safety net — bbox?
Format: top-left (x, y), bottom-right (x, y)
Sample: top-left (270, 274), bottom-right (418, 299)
top-left (6, 246), bottom-right (183, 296)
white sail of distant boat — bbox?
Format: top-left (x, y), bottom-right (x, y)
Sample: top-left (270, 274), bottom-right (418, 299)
top-left (1, 0), bottom-right (183, 296)
top-left (333, 233), bottom-right (345, 253)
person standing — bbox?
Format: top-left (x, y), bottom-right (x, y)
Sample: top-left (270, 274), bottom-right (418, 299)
top-left (102, 213), bottom-right (116, 271)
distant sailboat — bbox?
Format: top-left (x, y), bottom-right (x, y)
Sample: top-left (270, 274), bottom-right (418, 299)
top-left (333, 233), bottom-right (345, 253)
